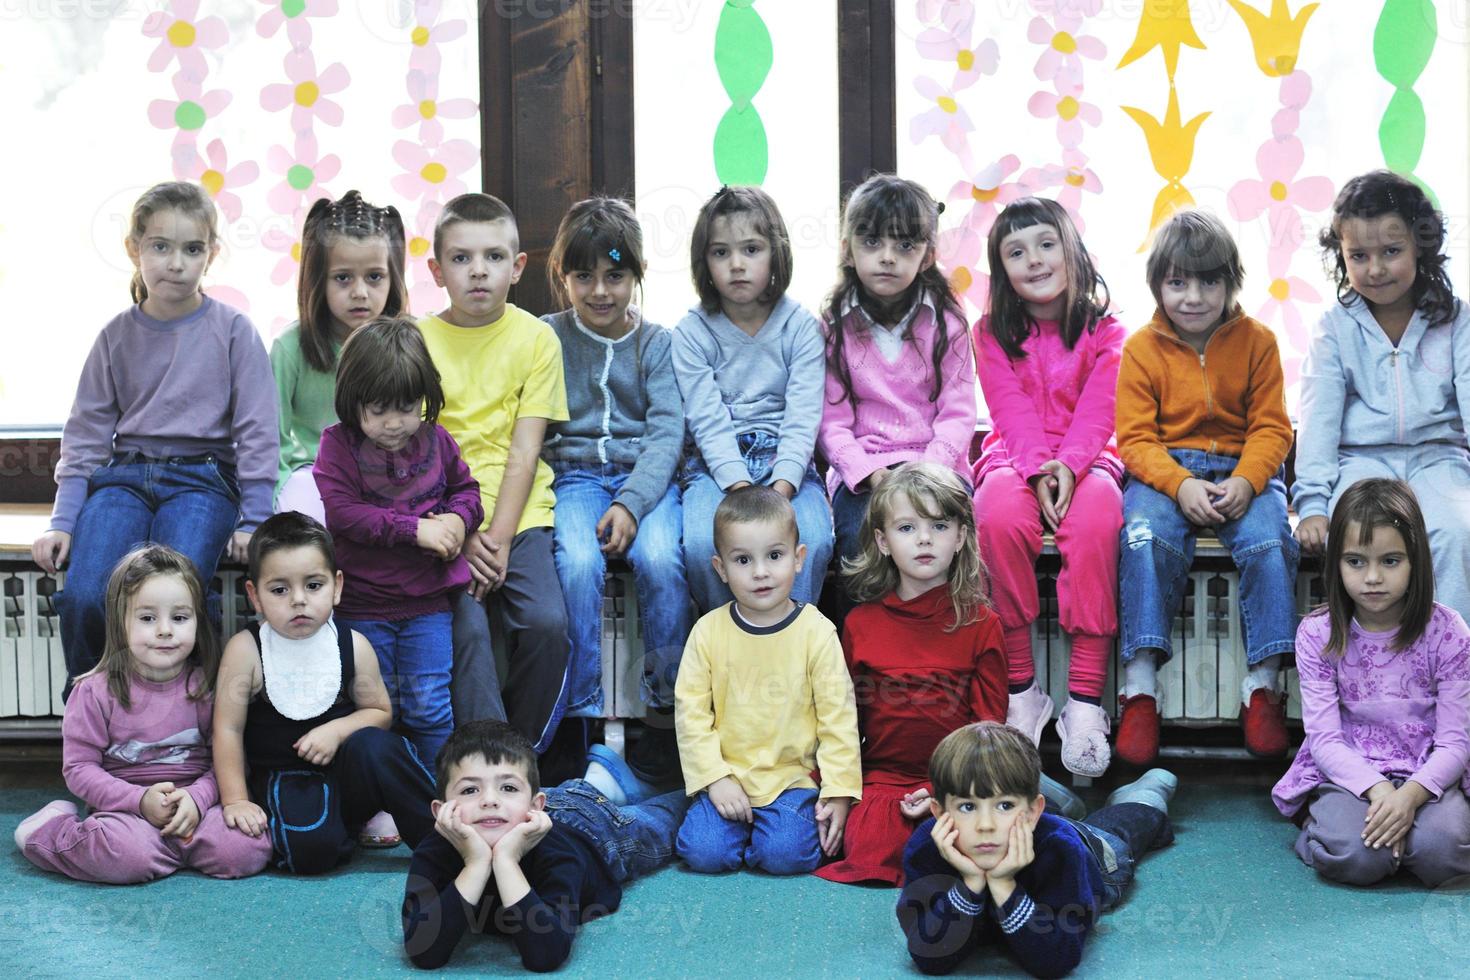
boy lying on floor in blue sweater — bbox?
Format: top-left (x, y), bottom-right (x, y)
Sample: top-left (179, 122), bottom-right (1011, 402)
top-left (897, 722), bottom-right (1177, 977)
top-left (402, 720), bottom-right (683, 971)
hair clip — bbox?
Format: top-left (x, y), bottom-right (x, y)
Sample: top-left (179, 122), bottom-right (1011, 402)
top-left (935, 201), bottom-right (946, 215)
top-left (609, 248), bottom-right (622, 262)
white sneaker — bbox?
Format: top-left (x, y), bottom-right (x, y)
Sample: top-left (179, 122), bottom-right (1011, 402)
top-left (1006, 682), bottom-right (1055, 747)
top-left (1056, 699), bottom-right (1112, 778)
top-left (15, 799), bottom-right (78, 850)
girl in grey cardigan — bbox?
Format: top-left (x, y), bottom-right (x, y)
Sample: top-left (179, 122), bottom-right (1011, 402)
top-left (542, 199), bottom-right (689, 787)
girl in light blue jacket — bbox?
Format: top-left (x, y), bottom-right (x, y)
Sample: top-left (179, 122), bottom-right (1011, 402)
top-left (1293, 170), bottom-right (1470, 618)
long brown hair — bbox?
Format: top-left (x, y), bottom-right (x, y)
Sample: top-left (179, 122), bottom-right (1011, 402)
top-left (1320, 170), bottom-right (1459, 328)
top-left (984, 197), bottom-right (1109, 359)
top-left (823, 174), bottom-right (963, 408)
top-left (841, 462), bottom-right (988, 630)
top-left (1321, 478), bottom-right (1435, 656)
top-left (79, 545), bottom-right (218, 709)
top-left (296, 190), bottom-right (409, 373)
top-left (126, 181), bottom-right (220, 305)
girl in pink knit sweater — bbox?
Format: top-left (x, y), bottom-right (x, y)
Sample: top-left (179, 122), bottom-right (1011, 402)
top-left (818, 175), bottom-right (977, 628)
top-left (972, 197), bottom-right (1125, 777)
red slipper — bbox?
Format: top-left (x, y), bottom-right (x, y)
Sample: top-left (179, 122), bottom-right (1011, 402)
top-left (1115, 694), bottom-right (1160, 767)
top-left (1242, 689), bottom-right (1289, 757)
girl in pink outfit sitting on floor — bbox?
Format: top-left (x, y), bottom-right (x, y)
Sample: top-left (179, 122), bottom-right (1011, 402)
top-left (15, 545), bottom-right (272, 883)
top-left (1272, 478), bottom-right (1470, 886)
top-left (818, 174), bottom-right (977, 630)
top-left (971, 197), bottom-right (1125, 777)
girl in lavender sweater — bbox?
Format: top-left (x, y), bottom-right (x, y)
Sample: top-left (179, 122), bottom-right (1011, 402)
top-left (15, 545), bottom-right (272, 883)
top-left (1273, 478), bottom-right (1470, 887)
top-left (312, 317), bottom-right (482, 774)
top-left (818, 175), bottom-right (976, 631)
top-left (32, 181), bottom-right (277, 693)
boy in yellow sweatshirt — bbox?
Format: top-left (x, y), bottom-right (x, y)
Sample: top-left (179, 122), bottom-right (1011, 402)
top-left (674, 485), bottom-right (861, 874)
top-left (1114, 210), bottom-right (1297, 767)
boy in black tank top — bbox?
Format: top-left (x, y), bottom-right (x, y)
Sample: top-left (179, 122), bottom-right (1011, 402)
top-left (213, 512), bottom-right (437, 873)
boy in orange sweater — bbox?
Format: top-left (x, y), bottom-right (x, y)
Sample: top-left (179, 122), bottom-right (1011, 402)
top-left (1114, 210), bottom-right (1297, 766)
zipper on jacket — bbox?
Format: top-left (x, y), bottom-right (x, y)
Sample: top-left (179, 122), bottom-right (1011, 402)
top-left (1198, 353), bottom-right (1214, 421)
top-left (1391, 348), bottom-right (1403, 444)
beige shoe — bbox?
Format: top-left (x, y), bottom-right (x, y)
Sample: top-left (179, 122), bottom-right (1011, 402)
top-left (1006, 682), bottom-right (1055, 747)
top-left (1056, 699), bottom-right (1112, 778)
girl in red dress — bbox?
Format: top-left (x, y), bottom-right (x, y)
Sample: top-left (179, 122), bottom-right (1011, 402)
top-left (815, 462), bottom-right (1008, 885)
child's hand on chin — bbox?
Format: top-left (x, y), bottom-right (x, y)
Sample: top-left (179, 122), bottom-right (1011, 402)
top-left (930, 812), bottom-right (986, 896)
top-left (434, 798), bottom-right (493, 868)
top-left (492, 810), bottom-right (552, 865)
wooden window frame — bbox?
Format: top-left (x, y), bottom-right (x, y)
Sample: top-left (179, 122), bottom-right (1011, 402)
top-left (477, 1), bottom-right (894, 314)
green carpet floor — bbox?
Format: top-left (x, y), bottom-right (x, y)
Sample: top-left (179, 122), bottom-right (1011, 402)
top-left (3, 771), bottom-right (1466, 978)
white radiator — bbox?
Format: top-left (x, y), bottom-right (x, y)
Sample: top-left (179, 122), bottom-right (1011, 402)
top-left (1030, 567), bottom-right (1324, 724)
top-left (0, 563), bottom-right (1324, 728)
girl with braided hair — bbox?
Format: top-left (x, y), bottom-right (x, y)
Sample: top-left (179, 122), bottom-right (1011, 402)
top-left (271, 190), bottom-right (409, 523)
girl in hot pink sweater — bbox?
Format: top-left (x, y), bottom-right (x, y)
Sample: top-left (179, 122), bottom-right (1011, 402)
top-left (819, 175), bottom-right (976, 628)
top-left (972, 197), bottom-right (1124, 778)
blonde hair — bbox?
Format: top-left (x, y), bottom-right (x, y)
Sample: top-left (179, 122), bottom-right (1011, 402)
top-left (79, 545), bottom-right (218, 710)
top-left (841, 462), bottom-right (988, 630)
top-left (126, 181), bottom-right (220, 305)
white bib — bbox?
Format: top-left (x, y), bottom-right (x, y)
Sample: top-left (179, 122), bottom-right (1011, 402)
top-left (259, 620), bottom-right (343, 721)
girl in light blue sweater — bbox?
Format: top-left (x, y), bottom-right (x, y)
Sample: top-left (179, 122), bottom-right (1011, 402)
top-left (542, 198), bottom-right (689, 787)
top-left (1293, 170), bottom-right (1470, 618)
top-left (673, 186), bottom-right (833, 615)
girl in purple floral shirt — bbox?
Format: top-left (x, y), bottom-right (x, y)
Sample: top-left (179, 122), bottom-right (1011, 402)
top-left (1272, 478), bottom-right (1470, 886)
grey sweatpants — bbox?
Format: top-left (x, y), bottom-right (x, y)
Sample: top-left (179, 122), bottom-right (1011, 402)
top-left (1295, 781), bottom-right (1470, 887)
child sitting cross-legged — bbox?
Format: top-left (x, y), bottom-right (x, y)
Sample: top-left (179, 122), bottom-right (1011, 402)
top-left (898, 722), bottom-right (1177, 977)
top-left (213, 512), bottom-right (438, 873)
top-left (674, 485), bottom-right (862, 874)
top-left (402, 719), bottom-right (688, 971)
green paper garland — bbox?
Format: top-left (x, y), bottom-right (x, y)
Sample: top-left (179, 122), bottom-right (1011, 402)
top-left (713, 1), bottom-right (772, 185)
top-left (1373, 0), bottom-right (1436, 201)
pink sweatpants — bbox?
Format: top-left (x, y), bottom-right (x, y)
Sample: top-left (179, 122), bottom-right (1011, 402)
top-left (21, 805), bottom-right (273, 884)
top-left (974, 465), bottom-right (1122, 697)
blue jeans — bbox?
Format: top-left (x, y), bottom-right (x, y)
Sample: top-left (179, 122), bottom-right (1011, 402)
top-left (675, 786), bottom-right (820, 875)
top-left (339, 612), bottom-right (454, 765)
top-left (1119, 450), bottom-right (1299, 665)
top-left (544, 779), bottom-right (689, 882)
top-left (58, 454), bottom-right (240, 689)
top-left (682, 433), bottom-right (834, 614)
top-left (828, 483), bottom-right (870, 625)
top-left (1073, 802), bottom-right (1174, 911)
top-left (551, 465), bottom-right (692, 714)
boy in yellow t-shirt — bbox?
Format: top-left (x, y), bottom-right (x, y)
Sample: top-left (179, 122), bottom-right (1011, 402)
top-left (419, 193), bottom-right (570, 758)
top-left (674, 485), bottom-right (861, 874)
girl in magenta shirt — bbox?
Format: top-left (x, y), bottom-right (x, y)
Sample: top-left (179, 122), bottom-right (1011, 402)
top-left (1273, 478), bottom-right (1470, 886)
top-left (313, 317), bottom-right (482, 769)
top-left (972, 197), bottom-right (1124, 777)
top-left (818, 175), bottom-right (976, 628)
